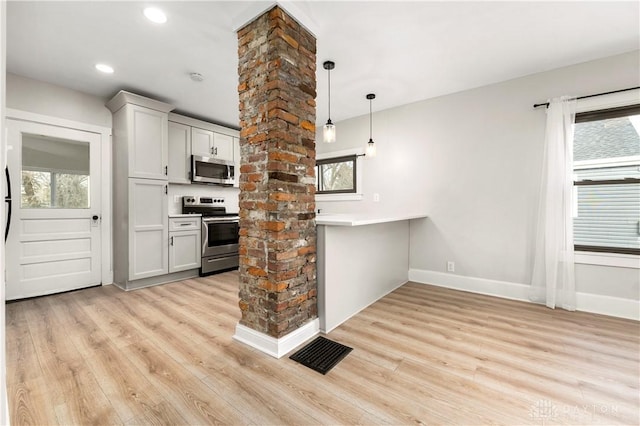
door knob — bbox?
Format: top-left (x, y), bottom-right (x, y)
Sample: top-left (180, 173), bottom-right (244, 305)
top-left (92, 215), bottom-right (99, 221)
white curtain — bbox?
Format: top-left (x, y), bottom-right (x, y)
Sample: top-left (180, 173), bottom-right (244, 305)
top-left (530, 96), bottom-right (577, 310)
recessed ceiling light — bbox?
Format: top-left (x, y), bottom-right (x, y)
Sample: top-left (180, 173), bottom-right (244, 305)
top-left (144, 7), bottom-right (167, 24)
top-left (190, 73), bottom-right (204, 82)
top-left (95, 63), bottom-right (114, 74)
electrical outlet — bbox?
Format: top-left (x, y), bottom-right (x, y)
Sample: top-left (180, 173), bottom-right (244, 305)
top-left (447, 261), bottom-right (455, 272)
top-left (173, 195), bottom-right (181, 203)
top-left (373, 193), bottom-right (380, 202)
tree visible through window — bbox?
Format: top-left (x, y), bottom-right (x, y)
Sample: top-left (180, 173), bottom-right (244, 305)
top-left (21, 133), bottom-right (91, 209)
top-left (316, 155), bottom-right (357, 194)
top-left (22, 170), bottom-right (89, 209)
top-left (573, 105), bottom-right (640, 255)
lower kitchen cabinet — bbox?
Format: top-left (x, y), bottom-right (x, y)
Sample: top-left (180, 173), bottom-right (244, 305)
top-left (129, 178), bottom-right (169, 280)
top-left (169, 217), bottom-right (201, 273)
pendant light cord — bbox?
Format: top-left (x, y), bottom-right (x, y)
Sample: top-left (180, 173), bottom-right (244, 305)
top-left (369, 98), bottom-right (372, 140)
top-left (327, 68), bottom-right (331, 119)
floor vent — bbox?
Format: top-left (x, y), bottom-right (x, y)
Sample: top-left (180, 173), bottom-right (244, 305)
top-left (289, 336), bottom-right (353, 375)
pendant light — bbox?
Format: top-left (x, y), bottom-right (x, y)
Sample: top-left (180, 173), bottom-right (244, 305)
top-left (323, 61), bottom-right (336, 143)
top-left (365, 93), bottom-right (377, 157)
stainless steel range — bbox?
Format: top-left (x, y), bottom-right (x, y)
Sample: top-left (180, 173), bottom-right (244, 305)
top-left (182, 196), bottom-right (239, 276)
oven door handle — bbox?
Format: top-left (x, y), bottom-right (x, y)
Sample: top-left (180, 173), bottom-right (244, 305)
top-left (201, 219), bottom-right (209, 255)
top-left (202, 217), bottom-right (239, 223)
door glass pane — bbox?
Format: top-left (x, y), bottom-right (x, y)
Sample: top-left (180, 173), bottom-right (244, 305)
top-left (21, 134), bottom-right (90, 208)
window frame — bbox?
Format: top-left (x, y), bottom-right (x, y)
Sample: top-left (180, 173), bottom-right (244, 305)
top-left (316, 154), bottom-right (358, 195)
top-left (572, 103), bottom-right (640, 258)
top-left (315, 148), bottom-right (365, 201)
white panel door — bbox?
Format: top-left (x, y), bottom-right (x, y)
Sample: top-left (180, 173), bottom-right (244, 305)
top-left (5, 119), bottom-right (102, 300)
top-left (129, 178), bottom-right (168, 280)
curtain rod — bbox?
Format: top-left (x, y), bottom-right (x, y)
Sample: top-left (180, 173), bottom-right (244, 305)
top-left (533, 86), bottom-right (640, 108)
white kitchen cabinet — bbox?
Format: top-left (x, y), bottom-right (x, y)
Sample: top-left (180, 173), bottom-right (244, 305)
top-left (169, 217), bottom-right (201, 273)
top-left (213, 132), bottom-right (234, 161)
top-left (168, 121), bottom-right (191, 184)
top-left (108, 91), bottom-right (170, 181)
top-left (233, 136), bottom-right (240, 188)
top-left (129, 178), bottom-right (169, 280)
top-left (128, 105), bottom-right (168, 180)
top-left (169, 114), bottom-right (239, 172)
top-left (107, 91), bottom-right (174, 289)
top-left (191, 127), bottom-right (214, 157)
top-left (192, 127), bottom-right (234, 161)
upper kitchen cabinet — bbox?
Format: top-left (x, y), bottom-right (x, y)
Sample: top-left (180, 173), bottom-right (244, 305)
top-left (107, 91), bottom-right (174, 180)
top-left (168, 121), bottom-right (191, 184)
top-left (168, 113), bottom-right (240, 183)
top-left (213, 132), bottom-right (234, 161)
top-left (191, 127), bottom-right (234, 161)
top-left (191, 127), bottom-right (215, 158)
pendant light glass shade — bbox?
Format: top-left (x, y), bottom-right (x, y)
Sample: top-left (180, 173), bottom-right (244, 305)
top-left (365, 93), bottom-right (376, 158)
top-left (366, 138), bottom-right (377, 157)
top-left (323, 61), bottom-right (336, 143)
top-left (323, 120), bottom-right (336, 143)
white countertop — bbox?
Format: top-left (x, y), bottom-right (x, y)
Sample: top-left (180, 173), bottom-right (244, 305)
top-left (169, 213), bottom-right (202, 218)
top-left (316, 213), bottom-right (428, 227)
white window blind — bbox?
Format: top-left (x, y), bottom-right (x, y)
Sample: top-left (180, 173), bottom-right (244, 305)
top-left (573, 106), bottom-right (640, 255)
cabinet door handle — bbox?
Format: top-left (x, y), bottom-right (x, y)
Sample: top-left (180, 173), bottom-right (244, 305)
top-left (165, 165), bottom-right (168, 175)
top-left (214, 147), bottom-right (218, 156)
top-left (170, 236), bottom-right (174, 246)
top-left (211, 146), bottom-right (214, 155)
top-left (165, 185), bottom-right (168, 195)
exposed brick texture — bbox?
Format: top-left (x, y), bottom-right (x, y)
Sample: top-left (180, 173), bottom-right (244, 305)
top-left (237, 6), bottom-right (317, 338)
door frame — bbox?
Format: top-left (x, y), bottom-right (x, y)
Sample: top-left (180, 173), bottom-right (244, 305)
top-left (6, 108), bottom-right (113, 285)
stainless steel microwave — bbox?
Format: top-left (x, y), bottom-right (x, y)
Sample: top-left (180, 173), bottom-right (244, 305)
top-left (191, 155), bottom-right (235, 185)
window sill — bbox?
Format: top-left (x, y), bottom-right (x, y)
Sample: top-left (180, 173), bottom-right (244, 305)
top-left (575, 251), bottom-right (640, 269)
top-left (316, 193), bottom-right (363, 202)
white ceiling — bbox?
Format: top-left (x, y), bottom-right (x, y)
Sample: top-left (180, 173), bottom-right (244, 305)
top-left (7, 1), bottom-right (640, 129)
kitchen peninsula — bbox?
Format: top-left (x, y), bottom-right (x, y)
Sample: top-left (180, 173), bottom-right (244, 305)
top-left (316, 213), bottom-right (428, 332)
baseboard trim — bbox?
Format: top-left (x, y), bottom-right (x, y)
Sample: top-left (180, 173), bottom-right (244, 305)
top-left (233, 318), bottom-right (320, 359)
top-left (408, 269), bottom-right (530, 302)
top-left (575, 292), bottom-right (640, 320)
top-left (408, 269), bottom-right (639, 321)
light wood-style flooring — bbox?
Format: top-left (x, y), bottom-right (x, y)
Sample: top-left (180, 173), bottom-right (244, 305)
top-left (6, 271), bottom-right (640, 425)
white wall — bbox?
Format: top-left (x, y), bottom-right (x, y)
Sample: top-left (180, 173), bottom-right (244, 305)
top-left (317, 51), bottom-right (640, 311)
top-left (168, 184), bottom-right (239, 215)
top-left (6, 73), bottom-right (111, 128)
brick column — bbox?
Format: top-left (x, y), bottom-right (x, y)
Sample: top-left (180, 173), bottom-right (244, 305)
top-left (237, 6), bottom-right (317, 340)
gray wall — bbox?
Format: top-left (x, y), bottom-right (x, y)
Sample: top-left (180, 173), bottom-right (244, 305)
top-left (6, 73), bottom-right (112, 127)
top-left (317, 50), bottom-right (639, 302)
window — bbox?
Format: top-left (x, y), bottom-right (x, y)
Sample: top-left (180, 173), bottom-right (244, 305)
top-left (21, 134), bottom-right (90, 209)
top-left (573, 105), bottom-right (640, 255)
top-left (22, 171), bottom-right (89, 208)
top-left (316, 155), bottom-right (357, 194)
